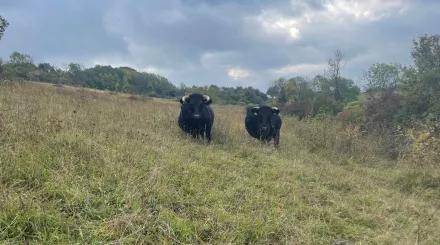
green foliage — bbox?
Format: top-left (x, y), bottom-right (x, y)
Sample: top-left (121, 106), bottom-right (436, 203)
top-left (399, 35), bottom-right (440, 122)
top-left (267, 76), bottom-right (316, 107)
top-left (314, 76), bottom-right (360, 105)
top-left (2, 52), bottom-right (37, 80)
top-left (182, 85), bottom-right (268, 105)
top-left (403, 128), bottom-right (440, 167)
top-left (0, 15), bottom-right (8, 41)
top-left (267, 53), bottom-right (361, 118)
top-left (361, 63), bottom-right (403, 94)
top-left (342, 97), bottom-right (366, 125)
top-left (1, 51), bottom-right (267, 105)
top-left (360, 34), bottom-right (440, 134)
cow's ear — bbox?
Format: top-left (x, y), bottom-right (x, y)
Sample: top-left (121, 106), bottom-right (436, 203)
top-left (180, 96), bottom-right (188, 104)
top-left (203, 95), bottom-right (212, 105)
top-left (251, 107), bottom-right (259, 115)
top-left (272, 107), bottom-right (280, 115)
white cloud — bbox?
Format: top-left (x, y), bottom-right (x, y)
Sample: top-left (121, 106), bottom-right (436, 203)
top-left (227, 67), bottom-right (250, 80)
top-left (251, 0), bottom-right (408, 42)
top-left (322, 0), bottom-right (407, 22)
top-left (271, 63), bottom-right (327, 74)
top-left (253, 10), bottom-right (301, 40)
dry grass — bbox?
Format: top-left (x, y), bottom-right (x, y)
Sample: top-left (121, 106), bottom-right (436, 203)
top-left (0, 81), bottom-right (439, 244)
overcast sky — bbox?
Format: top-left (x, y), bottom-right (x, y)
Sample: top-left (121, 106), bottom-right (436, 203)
top-left (1, 0), bottom-right (439, 91)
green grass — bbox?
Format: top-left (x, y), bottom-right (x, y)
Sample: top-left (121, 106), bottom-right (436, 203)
top-left (1, 81), bottom-right (439, 244)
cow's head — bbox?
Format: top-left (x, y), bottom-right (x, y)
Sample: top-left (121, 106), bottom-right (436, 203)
top-left (251, 105), bottom-right (280, 133)
top-left (180, 93), bottom-right (212, 119)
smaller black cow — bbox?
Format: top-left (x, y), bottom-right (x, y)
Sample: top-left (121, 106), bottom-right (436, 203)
top-left (178, 93), bottom-right (215, 143)
top-left (245, 105), bottom-right (282, 146)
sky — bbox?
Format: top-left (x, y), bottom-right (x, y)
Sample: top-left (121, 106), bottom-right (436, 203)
top-left (1, 0), bottom-right (439, 92)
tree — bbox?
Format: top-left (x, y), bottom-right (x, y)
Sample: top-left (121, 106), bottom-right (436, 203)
top-left (0, 15), bottom-right (7, 76)
top-left (38, 63), bottom-right (56, 73)
top-left (400, 34), bottom-right (440, 122)
top-left (267, 78), bottom-right (286, 98)
top-left (361, 63), bottom-right (403, 96)
top-left (314, 75), bottom-right (359, 104)
top-left (9, 52), bottom-right (34, 65)
top-left (325, 49), bottom-right (346, 102)
top-left (0, 15), bottom-right (9, 41)
top-left (3, 52), bottom-right (37, 80)
top-left (411, 34), bottom-right (440, 73)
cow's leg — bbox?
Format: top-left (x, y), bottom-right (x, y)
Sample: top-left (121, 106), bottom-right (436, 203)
top-left (205, 123), bottom-right (212, 143)
top-left (198, 122), bottom-right (205, 139)
top-left (190, 128), bottom-right (197, 138)
top-left (274, 129), bottom-right (280, 147)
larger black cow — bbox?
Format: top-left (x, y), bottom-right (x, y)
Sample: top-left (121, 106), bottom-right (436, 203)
top-left (245, 105), bottom-right (282, 146)
top-left (178, 93), bottom-right (215, 143)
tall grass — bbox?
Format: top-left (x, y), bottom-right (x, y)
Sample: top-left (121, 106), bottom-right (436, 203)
top-left (1, 81), bottom-right (439, 244)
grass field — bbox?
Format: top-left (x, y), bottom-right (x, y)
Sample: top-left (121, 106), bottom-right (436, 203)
top-left (1, 81), bottom-right (439, 244)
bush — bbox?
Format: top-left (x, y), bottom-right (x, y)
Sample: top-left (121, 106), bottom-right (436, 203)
top-left (342, 99), bottom-right (365, 125)
top-left (313, 95), bottom-right (344, 116)
top-left (364, 88), bottom-right (402, 131)
top-left (402, 128), bottom-right (440, 167)
top-left (283, 99), bottom-right (313, 119)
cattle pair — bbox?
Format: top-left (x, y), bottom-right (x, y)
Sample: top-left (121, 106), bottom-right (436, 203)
top-left (178, 93), bottom-right (282, 146)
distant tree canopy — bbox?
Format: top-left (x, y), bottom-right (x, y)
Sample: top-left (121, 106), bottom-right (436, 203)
top-left (266, 34), bottom-right (440, 130)
top-left (0, 51), bottom-right (269, 105)
top-left (350, 34), bottom-right (440, 134)
top-left (181, 85), bottom-right (268, 106)
top-left (266, 50), bottom-right (361, 117)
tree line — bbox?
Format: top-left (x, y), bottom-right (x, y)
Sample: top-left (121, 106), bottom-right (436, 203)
top-left (0, 50), bottom-right (269, 105)
top-left (1, 15), bottom-right (439, 132)
top-left (269, 34), bottom-right (440, 132)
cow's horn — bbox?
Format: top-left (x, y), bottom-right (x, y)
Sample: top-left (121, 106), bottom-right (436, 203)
top-left (181, 96), bottom-right (188, 103)
top-left (203, 95), bottom-right (210, 101)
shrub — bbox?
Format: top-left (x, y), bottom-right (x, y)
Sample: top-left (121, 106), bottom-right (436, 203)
top-left (283, 99), bottom-right (314, 119)
top-left (402, 128), bottom-right (440, 167)
top-left (342, 99), bottom-right (365, 125)
top-left (364, 88), bottom-right (402, 131)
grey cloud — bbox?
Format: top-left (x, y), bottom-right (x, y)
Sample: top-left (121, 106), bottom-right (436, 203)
top-left (1, 0), bottom-right (439, 91)
top-left (0, 0), bottom-right (126, 63)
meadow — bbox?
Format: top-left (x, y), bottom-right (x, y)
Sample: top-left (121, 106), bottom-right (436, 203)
top-left (0, 81), bottom-right (439, 244)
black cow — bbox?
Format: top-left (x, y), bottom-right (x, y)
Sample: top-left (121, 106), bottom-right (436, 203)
top-left (245, 105), bottom-right (282, 146)
top-left (178, 93), bottom-right (215, 143)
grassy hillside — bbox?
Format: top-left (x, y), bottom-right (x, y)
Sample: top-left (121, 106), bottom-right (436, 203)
top-left (0, 81), bottom-right (439, 244)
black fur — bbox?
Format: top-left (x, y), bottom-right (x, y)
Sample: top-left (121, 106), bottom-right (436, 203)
top-left (245, 105), bottom-right (282, 146)
top-left (178, 93), bottom-right (215, 143)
